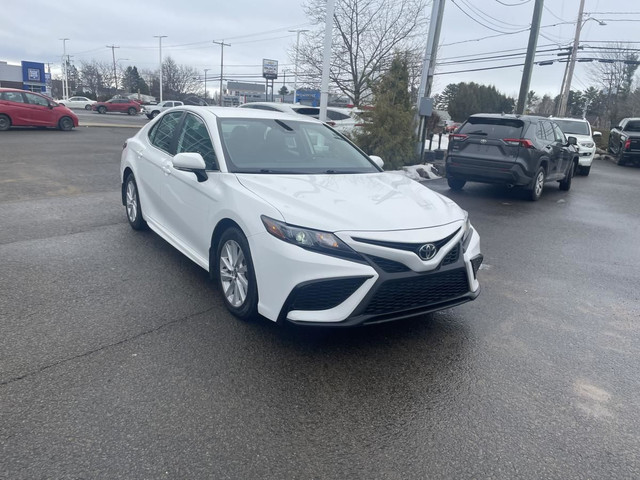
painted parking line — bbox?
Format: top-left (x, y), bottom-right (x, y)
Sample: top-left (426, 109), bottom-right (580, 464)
top-left (79, 123), bottom-right (143, 128)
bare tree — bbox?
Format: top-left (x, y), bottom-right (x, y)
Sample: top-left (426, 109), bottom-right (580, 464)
top-left (162, 57), bottom-right (201, 99)
top-left (79, 60), bottom-right (107, 98)
top-left (297, 0), bottom-right (429, 106)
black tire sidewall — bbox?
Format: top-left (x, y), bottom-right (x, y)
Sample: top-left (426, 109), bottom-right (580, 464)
top-left (59, 117), bottom-right (73, 131)
top-left (216, 228), bottom-right (258, 321)
top-left (0, 114), bottom-right (10, 131)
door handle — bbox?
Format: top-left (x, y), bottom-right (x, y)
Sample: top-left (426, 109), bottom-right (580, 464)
top-left (161, 165), bottom-right (172, 174)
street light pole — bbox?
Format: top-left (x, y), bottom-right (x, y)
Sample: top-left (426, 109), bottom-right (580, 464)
top-left (154, 35), bottom-right (167, 102)
top-left (204, 68), bottom-right (210, 101)
top-left (289, 29), bottom-right (309, 104)
top-left (59, 38), bottom-right (69, 99)
top-left (213, 40), bottom-right (230, 106)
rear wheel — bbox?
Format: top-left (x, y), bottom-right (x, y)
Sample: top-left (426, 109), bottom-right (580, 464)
top-left (98, 106), bottom-right (107, 114)
top-left (528, 166), bottom-right (545, 201)
top-left (127, 107), bottom-right (137, 115)
top-left (559, 161), bottom-right (575, 191)
top-left (617, 149), bottom-right (627, 166)
top-left (216, 227), bottom-right (258, 321)
top-left (447, 177), bottom-right (466, 191)
top-left (125, 174), bottom-right (147, 230)
top-left (58, 116), bottom-right (74, 131)
top-left (0, 114), bottom-right (10, 131)
top-left (84, 104), bottom-right (92, 110)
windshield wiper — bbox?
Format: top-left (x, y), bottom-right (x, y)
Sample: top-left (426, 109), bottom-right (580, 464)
top-left (274, 120), bottom-right (294, 131)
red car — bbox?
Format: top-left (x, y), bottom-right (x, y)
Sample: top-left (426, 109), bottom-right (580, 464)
top-left (0, 88), bottom-right (78, 131)
top-left (92, 98), bottom-right (141, 115)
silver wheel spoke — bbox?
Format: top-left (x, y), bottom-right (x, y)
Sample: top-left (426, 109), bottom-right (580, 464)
top-left (219, 239), bottom-right (249, 308)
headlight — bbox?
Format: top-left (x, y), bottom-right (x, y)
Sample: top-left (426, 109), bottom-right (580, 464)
top-left (579, 141), bottom-right (594, 148)
top-left (261, 216), bottom-right (362, 261)
top-left (461, 211), bottom-right (474, 252)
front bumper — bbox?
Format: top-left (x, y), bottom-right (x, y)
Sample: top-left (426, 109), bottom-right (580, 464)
top-left (250, 223), bottom-right (482, 326)
top-left (577, 148), bottom-right (595, 166)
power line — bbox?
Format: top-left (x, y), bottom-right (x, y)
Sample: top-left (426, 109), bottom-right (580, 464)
top-left (451, 0), bottom-right (524, 34)
top-left (458, 0), bottom-right (528, 29)
top-left (495, 0), bottom-right (531, 5)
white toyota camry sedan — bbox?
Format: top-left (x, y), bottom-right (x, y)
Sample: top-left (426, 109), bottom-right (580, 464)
top-left (120, 106), bottom-right (483, 326)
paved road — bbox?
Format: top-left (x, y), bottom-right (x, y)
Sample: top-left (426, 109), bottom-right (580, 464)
top-left (1, 127), bottom-right (639, 479)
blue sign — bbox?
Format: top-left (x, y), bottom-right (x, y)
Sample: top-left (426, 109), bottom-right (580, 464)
top-left (21, 61), bottom-right (45, 85)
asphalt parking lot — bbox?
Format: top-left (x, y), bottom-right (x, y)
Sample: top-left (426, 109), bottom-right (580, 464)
top-left (1, 125), bottom-right (640, 479)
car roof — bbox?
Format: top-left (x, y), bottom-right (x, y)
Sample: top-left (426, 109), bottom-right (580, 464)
top-left (173, 105), bottom-right (323, 123)
top-left (549, 117), bottom-right (589, 123)
top-left (467, 113), bottom-right (550, 122)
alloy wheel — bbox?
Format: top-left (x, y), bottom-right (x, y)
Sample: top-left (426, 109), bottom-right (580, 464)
top-left (126, 180), bottom-right (138, 223)
top-left (219, 240), bottom-right (248, 308)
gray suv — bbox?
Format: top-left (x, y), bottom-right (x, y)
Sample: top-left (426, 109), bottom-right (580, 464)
top-left (446, 114), bottom-right (579, 201)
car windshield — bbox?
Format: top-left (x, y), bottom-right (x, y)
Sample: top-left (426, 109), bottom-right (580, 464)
top-left (218, 118), bottom-right (379, 174)
top-left (624, 121), bottom-right (640, 132)
top-left (553, 120), bottom-right (590, 135)
top-left (459, 117), bottom-right (524, 138)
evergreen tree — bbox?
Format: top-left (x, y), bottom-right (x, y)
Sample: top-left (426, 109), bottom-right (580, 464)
top-left (354, 53), bottom-right (416, 169)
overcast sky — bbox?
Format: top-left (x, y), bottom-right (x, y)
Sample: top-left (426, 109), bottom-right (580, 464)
top-left (2, 0), bottom-right (639, 99)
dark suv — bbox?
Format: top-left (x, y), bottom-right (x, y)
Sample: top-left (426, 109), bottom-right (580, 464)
top-left (446, 114), bottom-right (579, 201)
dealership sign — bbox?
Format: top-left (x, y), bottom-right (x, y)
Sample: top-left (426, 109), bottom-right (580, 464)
top-left (28, 68), bottom-right (41, 81)
top-left (262, 59), bottom-right (278, 79)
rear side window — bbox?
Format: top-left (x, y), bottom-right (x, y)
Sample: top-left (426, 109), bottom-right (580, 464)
top-left (326, 110), bottom-right (350, 121)
top-left (459, 117), bottom-right (524, 139)
top-left (149, 111), bottom-right (184, 154)
top-left (293, 107), bottom-right (320, 116)
top-left (1, 92), bottom-right (26, 103)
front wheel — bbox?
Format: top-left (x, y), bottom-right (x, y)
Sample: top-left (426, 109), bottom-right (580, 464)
top-left (58, 116), bottom-right (74, 131)
top-left (0, 114), bottom-right (11, 131)
top-left (559, 162), bottom-right (574, 191)
top-left (528, 166), bottom-right (545, 201)
top-left (447, 177), bottom-right (466, 190)
top-left (578, 165), bottom-right (591, 176)
top-left (216, 228), bottom-right (258, 321)
top-left (127, 107), bottom-right (137, 115)
top-left (151, 111), bottom-right (159, 118)
top-left (124, 174), bottom-right (147, 230)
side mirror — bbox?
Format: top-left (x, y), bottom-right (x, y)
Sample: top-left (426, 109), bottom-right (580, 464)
top-left (567, 136), bottom-right (577, 146)
top-left (369, 155), bottom-right (384, 169)
top-left (172, 152), bottom-right (208, 182)
top-left (592, 131), bottom-right (602, 138)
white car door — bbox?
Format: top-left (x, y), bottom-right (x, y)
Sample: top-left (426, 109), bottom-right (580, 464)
top-left (136, 111), bottom-right (184, 229)
top-left (162, 112), bottom-right (222, 262)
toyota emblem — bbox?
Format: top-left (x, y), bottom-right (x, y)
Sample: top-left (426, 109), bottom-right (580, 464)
top-left (418, 243), bottom-right (437, 260)
top-left (480, 139), bottom-right (488, 144)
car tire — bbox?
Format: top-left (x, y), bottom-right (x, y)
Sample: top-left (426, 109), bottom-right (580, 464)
top-left (84, 104), bottom-right (92, 110)
top-left (216, 227), bottom-right (259, 321)
top-left (124, 173), bottom-right (147, 230)
top-left (98, 106), bottom-right (107, 114)
top-left (58, 116), bottom-right (74, 131)
top-left (578, 165), bottom-right (591, 176)
top-left (528, 166), bottom-right (545, 201)
top-left (616, 149), bottom-right (627, 166)
top-left (151, 111), bottom-right (160, 118)
top-left (0, 114), bottom-right (11, 131)
top-left (128, 107), bottom-right (137, 116)
top-left (559, 161), bottom-right (574, 191)
top-left (447, 177), bottom-right (466, 190)
top-left (146, 114), bottom-right (153, 120)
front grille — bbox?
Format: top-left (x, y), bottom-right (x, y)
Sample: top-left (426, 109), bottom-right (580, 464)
top-left (368, 255), bottom-right (410, 273)
top-left (364, 268), bottom-right (469, 315)
top-left (352, 229), bottom-right (460, 255)
top-left (441, 244), bottom-right (460, 266)
top-left (288, 277), bottom-right (367, 311)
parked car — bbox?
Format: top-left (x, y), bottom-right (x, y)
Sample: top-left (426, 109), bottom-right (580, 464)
top-left (238, 102), bottom-right (363, 136)
top-left (120, 106), bottom-right (482, 326)
top-left (92, 98), bottom-right (141, 115)
top-left (56, 96), bottom-right (96, 110)
top-left (0, 87), bottom-right (78, 131)
top-left (142, 100), bottom-right (184, 119)
top-left (446, 114), bottom-right (579, 201)
top-left (608, 117), bottom-right (640, 166)
top-left (551, 117), bottom-right (601, 176)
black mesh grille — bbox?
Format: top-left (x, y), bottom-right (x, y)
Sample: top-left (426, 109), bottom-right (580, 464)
top-left (368, 255), bottom-right (410, 273)
top-left (289, 277), bottom-right (367, 311)
top-left (441, 244), bottom-right (460, 266)
top-left (364, 269), bottom-right (469, 315)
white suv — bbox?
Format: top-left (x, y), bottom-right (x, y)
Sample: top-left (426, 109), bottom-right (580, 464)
top-left (552, 117), bottom-right (601, 176)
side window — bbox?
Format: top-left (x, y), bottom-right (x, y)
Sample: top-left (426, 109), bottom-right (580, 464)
top-left (149, 111), bottom-right (183, 154)
top-left (326, 110), bottom-right (350, 121)
top-left (535, 122), bottom-right (546, 141)
top-left (552, 123), bottom-right (565, 143)
top-left (176, 113), bottom-right (218, 170)
top-left (1, 92), bottom-right (26, 103)
top-left (541, 121), bottom-right (555, 142)
top-left (24, 93), bottom-right (50, 107)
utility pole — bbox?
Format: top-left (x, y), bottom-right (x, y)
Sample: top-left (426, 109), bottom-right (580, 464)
top-left (213, 40), bottom-right (230, 106)
top-left (59, 38), bottom-right (69, 99)
top-left (558, 0), bottom-right (585, 117)
top-left (154, 35), bottom-right (167, 102)
top-left (319, 0), bottom-right (337, 122)
top-left (416, 0), bottom-right (446, 159)
top-left (516, 0), bottom-right (544, 114)
top-left (106, 45), bottom-right (120, 91)
top-left (289, 29), bottom-right (309, 104)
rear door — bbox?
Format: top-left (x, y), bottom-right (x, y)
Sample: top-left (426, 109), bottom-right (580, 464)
top-left (449, 117), bottom-right (524, 165)
top-left (537, 121), bottom-right (562, 176)
top-left (0, 91), bottom-right (31, 125)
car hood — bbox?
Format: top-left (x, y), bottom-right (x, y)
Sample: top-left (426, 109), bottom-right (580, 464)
top-left (236, 173), bottom-right (464, 232)
top-left (567, 134), bottom-right (595, 143)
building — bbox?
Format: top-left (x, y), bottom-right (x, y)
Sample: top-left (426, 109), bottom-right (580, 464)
top-left (0, 60), bottom-right (50, 96)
